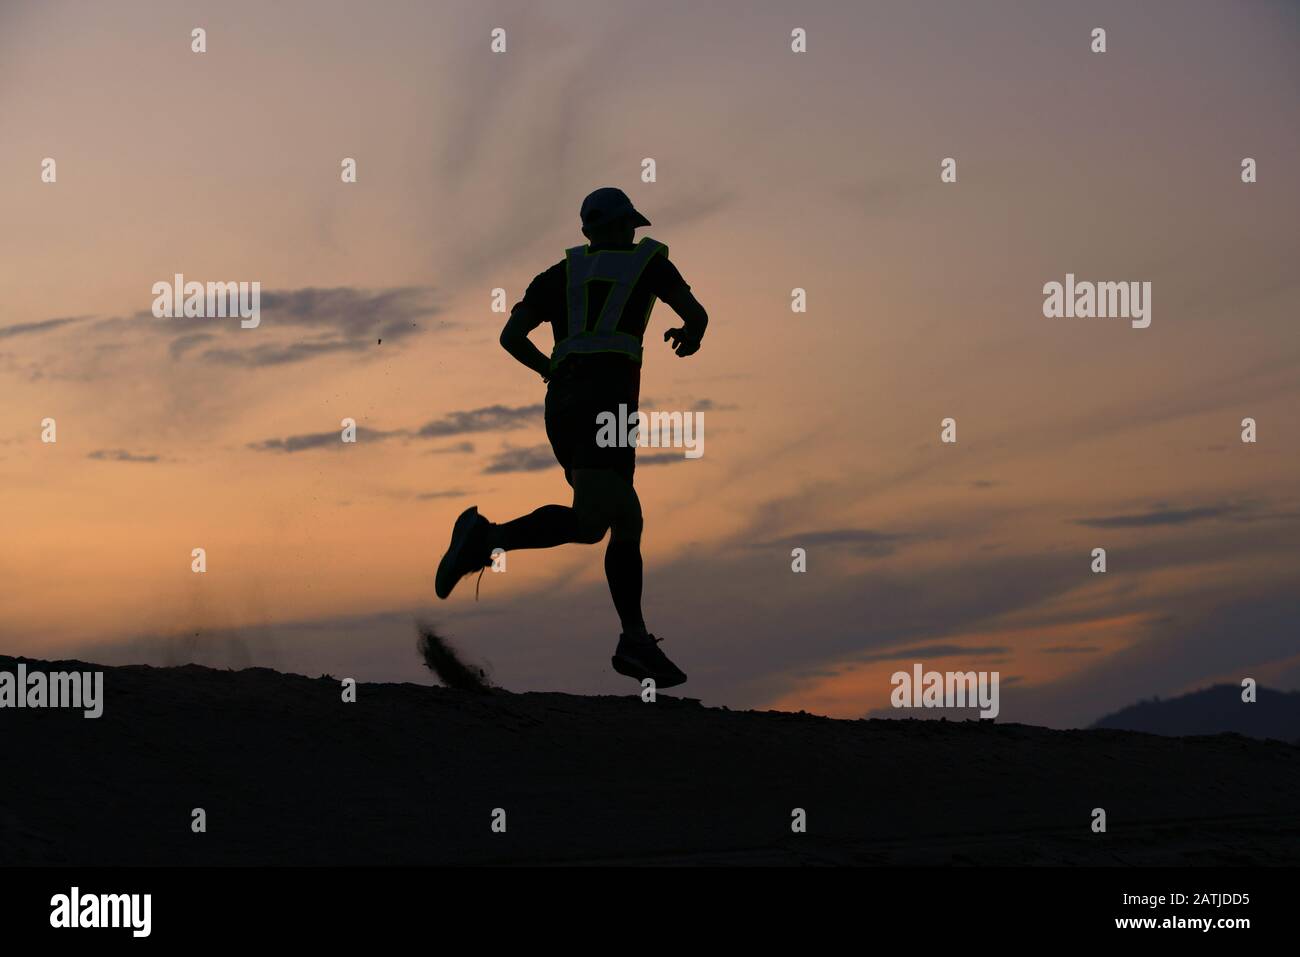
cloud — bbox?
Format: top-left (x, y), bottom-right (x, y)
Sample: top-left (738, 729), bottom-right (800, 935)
top-left (1004, 591), bottom-right (1300, 728)
top-left (426, 442), bottom-right (475, 455)
top-left (637, 451), bottom-right (688, 466)
top-left (87, 449), bottom-right (160, 463)
top-left (842, 643), bottom-right (1011, 666)
top-left (0, 316), bottom-right (86, 339)
top-left (248, 427), bottom-right (400, 453)
top-left (629, 396), bottom-right (735, 418)
top-left (87, 286), bottom-right (446, 368)
top-left (203, 286), bottom-right (443, 366)
top-left (248, 403), bottom-right (545, 456)
top-left (202, 338), bottom-right (370, 367)
top-left (416, 489), bottom-right (470, 501)
top-left (1073, 504), bottom-right (1242, 528)
top-left (1041, 645), bottom-right (1101, 655)
top-left (168, 332), bottom-right (216, 359)
top-left (255, 286), bottom-right (440, 339)
top-left (415, 9), bottom-right (740, 299)
top-left (637, 186), bottom-right (737, 234)
top-left (748, 528), bottom-right (913, 558)
top-left (483, 445), bottom-right (555, 474)
top-left (480, 444), bottom-right (694, 474)
top-left (416, 404), bottom-right (543, 438)
top-left (835, 174), bottom-right (934, 218)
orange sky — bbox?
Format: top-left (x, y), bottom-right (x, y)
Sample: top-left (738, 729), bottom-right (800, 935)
top-left (1, 0), bottom-right (1297, 726)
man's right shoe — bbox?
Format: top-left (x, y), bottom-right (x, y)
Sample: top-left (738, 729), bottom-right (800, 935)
top-left (611, 632), bottom-right (687, 688)
top-left (435, 506), bottom-right (493, 599)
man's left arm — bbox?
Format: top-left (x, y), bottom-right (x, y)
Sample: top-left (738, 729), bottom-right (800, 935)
top-left (658, 272), bottom-right (708, 358)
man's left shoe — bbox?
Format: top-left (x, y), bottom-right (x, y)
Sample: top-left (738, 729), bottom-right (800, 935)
top-left (611, 632), bottom-right (688, 688)
top-left (435, 506), bottom-right (493, 599)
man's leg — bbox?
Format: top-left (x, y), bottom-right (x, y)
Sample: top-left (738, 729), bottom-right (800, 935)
top-left (483, 378), bottom-right (613, 554)
top-left (469, 469), bottom-right (641, 631)
top-left (488, 503), bottom-right (605, 552)
top-left (571, 468), bottom-right (645, 636)
top-left (437, 496), bottom-right (606, 600)
top-left (585, 468), bottom-right (686, 687)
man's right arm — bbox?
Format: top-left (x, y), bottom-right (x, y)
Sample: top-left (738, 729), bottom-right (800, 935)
top-left (499, 301), bottom-right (553, 380)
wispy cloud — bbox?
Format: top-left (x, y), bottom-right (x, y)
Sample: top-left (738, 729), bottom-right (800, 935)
top-left (203, 339), bottom-right (370, 367)
top-left (248, 427), bottom-right (400, 454)
top-left (197, 286), bottom-right (443, 367)
top-left (248, 403), bottom-right (546, 455)
top-left (637, 451), bottom-right (689, 466)
top-left (483, 445), bottom-right (555, 474)
top-left (416, 404), bottom-right (542, 438)
top-left (426, 441), bottom-right (475, 455)
top-left (1073, 504), bottom-right (1242, 529)
top-left (748, 528), bottom-right (913, 558)
top-left (87, 449), bottom-right (160, 463)
top-left (0, 316), bottom-right (86, 339)
top-left (76, 286), bottom-right (443, 369)
top-left (416, 489), bottom-right (470, 501)
top-left (168, 332), bottom-right (216, 359)
top-left (257, 286), bottom-right (437, 337)
top-left (844, 643), bottom-right (1011, 666)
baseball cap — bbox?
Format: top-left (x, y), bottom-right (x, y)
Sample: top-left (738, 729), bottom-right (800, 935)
top-left (579, 187), bottom-right (651, 230)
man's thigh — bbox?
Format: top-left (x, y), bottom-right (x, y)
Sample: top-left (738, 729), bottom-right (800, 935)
top-left (545, 384), bottom-right (636, 487)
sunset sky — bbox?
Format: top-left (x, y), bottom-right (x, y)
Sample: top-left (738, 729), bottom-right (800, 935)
top-left (2, 0), bottom-right (1297, 727)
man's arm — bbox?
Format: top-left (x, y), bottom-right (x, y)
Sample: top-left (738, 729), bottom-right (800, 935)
top-left (659, 284), bottom-right (708, 357)
top-left (499, 301), bottom-right (552, 380)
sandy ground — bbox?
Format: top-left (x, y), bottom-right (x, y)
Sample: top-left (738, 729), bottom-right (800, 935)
top-left (3, 655), bottom-right (1298, 865)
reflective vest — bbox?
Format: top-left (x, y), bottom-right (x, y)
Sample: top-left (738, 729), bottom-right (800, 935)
top-left (551, 237), bottom-right (667, 369)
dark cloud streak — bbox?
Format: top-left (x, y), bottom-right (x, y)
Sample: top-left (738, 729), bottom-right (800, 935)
top-left (1074, 505), bottom-right (1241, 528)
top-left (248, 427), bottom-right (400, 453)
top-left (482, 445), bottom-right (554, 474)
top-left (87, 449), bottom-right (160, 463)
top-left (417, 404), bottom-right (542, 438)
top-left (0, 316), bottom-right (86, 339)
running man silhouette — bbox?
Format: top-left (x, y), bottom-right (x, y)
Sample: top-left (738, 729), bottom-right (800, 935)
top-left (435, 187), bottom-right (708, 688)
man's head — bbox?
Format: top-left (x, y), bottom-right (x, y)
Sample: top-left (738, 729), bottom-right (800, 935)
top-left (580, 187), bottom-right (650, 245)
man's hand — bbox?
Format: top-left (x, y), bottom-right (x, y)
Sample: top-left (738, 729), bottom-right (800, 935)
top-left (659, 286), bottom-right (708, 358)
top-left (500, 304), bottom-right (553, 381)
top-left (664, 326), bottom-right (701, 357)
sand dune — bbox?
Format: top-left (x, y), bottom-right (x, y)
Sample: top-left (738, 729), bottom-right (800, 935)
top-left (3, 654), bottom-right (1298, 865)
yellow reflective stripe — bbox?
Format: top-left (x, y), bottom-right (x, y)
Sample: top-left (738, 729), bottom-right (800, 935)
top-left (552, 331), bottom-right (643, 360)
top-left (562, 238), bottom-right (666, 340)
top-left (593, 239), bottom-right (665, 334)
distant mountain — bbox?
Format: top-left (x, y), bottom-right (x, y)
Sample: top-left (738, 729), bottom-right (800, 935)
top-left (1092, 684), bottom-right (1300, 742)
